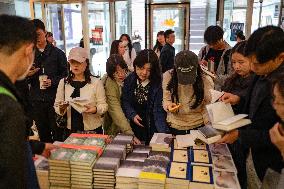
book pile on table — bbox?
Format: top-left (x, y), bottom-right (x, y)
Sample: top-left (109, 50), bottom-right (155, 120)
top-left (138, 151), bottom-right (171, 189)
top-left (70, 149), bottom-right (98, 189)
top-left (34, 155), bottom-right (49, 189)
top-left (209, 143), bottom-right (240, 189)
top-left (103, 143), bottom-right (127, 160)
top-left (112, 134), bottom-right (134, 154)
top-left (116, 160), bottom-right (144, 189)
top-left (150, 133), bottom-right (173, 152)
top-left (49, 148), bottom-right (75, 189)
top-left (93, 157), bottom-right (120, 189)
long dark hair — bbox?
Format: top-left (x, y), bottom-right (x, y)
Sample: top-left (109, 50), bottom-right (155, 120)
top-left (67, 59), bottom-right (93, 83)
top-left (167, 52), bottom-right (204, 109)
top-left (222, 41), bottom-right (248, 92)
top-left (133, 49), bottom-right (161, 85)
top-left (110, 40), bottom-right (122, 56)
top-left (153, 31), bottom-right (164, 52)
top-left (119, 34), bottom-right (133, 58)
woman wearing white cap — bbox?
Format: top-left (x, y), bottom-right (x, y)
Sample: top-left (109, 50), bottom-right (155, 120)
top-left (162, 50), bottom-right (214, 135)
top-left (54, 47), bottom-right (108, 136)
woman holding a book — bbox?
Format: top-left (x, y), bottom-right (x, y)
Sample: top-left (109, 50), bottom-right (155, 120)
top-left (104, 54), bottom-right (141, 144)
top-left (54, 47), bottom-right (108, 136)
top-left (221, 41), bottom-right (253, 114)
top-left (162, 50), bottom-right (214, 135)
top-left (121, 49), bottom-right (170, 144)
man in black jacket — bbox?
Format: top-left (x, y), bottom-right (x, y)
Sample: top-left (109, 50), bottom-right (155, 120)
top-left (0, 15), bottom-right (39, 189)
top-left (220, 26), bottom-right (284, 187)
top-left (29, 19), bottom-right (68, 142)
top-left (159, 29), bottom-right (175, 73)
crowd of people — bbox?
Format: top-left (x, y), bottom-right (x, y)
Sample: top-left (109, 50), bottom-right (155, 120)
top-left (0, 14), bottom-right (284, 189)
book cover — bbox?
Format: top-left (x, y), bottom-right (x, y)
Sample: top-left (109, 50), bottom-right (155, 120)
top-left (213, 170), bottom-right (241, 189)
top-left (83, 137), bottom-right (105, 148)
top-left (93, 157), bottom-right (120, 172)
top-left (141, 159), bottom-right (168, 175)
top-left (196, 125), bottom-right (223, 144)
top-left (64, 137), bottom-right (86, 145)
top-left (190, 165), bottom-right (213, 184)
top-left (175, 134), bottom-right (195, 148)
top-left (173, 139), bottom-right (188, 150)
top-left (171, 150), bottom-right (189, 163)
top-left (190, 149), bottom-right (212, 164)
top-left (116, 160), bottom-right (144, 178)
top-left (209, 143), bottom-right (231, 156)
top-left (133, 145), bottom-right (152, 154)
top-left (212, 155), bottom-right (237, 173)
top-left (113, 134), bottom-right (133, 143)
top-left (49, 148), bottom-right (75, 161)
top-left (168, 162), bottom-right (189, 179)
top-left (147, 151), bottom-right (170, 162)
top-left (150, 133), bottom-right (173, 148)
top-left (126, 152), bottom-right (148, 162)
top-left (70, 150), bottom-right (97, 166)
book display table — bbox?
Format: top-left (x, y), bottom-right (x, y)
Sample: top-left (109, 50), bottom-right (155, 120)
top-left (34, 133), bottom-right (241, 189)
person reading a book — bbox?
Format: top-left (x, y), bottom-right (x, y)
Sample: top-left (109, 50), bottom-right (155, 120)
top-left (54, 47), bottom-right (108, 135)
top-left (198, 25), bottom-right (231, 90)
top-left (221, 41), bottom-right (253, 114)
top-left (121, 49), bottom-right (170, 144)
top-left (268, 76), bottom-right (284, 189)
top-left (219, 26), bottom-right (284, 185)
top-left (162, 50), bottom-right (214, 135)
top-left (104, 54), bottom-right (141, 144)
top-left (220, 41), bottom-right (254, 188)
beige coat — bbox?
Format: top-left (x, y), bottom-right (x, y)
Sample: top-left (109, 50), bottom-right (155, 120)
top-left (162, 70), bottom-right (214, 130)
top-left (54, 77), bottom-right (108, 131)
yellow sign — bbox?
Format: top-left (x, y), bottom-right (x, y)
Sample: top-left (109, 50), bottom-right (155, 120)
top-left (163, 18), bottom-right (175, 27)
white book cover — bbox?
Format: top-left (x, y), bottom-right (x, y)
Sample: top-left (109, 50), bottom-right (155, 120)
top-left (176, 134), bottom-right (195, 148)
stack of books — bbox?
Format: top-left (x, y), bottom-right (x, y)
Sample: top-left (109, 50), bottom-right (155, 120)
top-left (70, 150), bottom-right (98, 189)
top-left (189, 164), bottom-right (214, 189)
top-left (149, 133), bottom-right (173, 152)
top-left (138, 159), bottom-right (169, 189)
top-left (49, 148), bottom-right (75, 189)
top-left (166, 162), bottom-right (190, 189)
top-left (133, 145), bottom-right (151, 155)
top-left (116, 160), bottom-right (144, 189)
top-left (93, 157), bottom-right (120, 189)
top-left (112, 134), bottom-right (134, 154)
top-left (126, 152), bottom-right (148, 162)
top-left (34, 155), bottom-right (49, 189)
top-left (103, 143), bottom-right (127, 160)
top-left (209, 143), bottom-right (240, 189)
top-left (64, 136), bottom-right (86, 145)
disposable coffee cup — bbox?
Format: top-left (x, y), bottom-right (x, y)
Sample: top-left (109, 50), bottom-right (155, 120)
top-left (39, 75), bottom-right (48, 90)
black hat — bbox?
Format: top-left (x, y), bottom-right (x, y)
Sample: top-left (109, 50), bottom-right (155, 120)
top-left (174, 50), bottom-right (198, 85)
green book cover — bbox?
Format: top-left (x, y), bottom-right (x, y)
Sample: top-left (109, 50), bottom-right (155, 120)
top-left (64, 136), bottom-right (86, 145)
top-left (50, 148), bottom-right (75, 161)
top-left (70, 150), bottom-right (97, 166)
top-left (83, 137), bottom-right (105, 147)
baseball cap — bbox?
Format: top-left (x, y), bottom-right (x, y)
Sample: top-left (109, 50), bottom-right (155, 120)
top-left (68, 47), bottom-right (89, 63)
top-left (175, 50), bottom-right (198, 85)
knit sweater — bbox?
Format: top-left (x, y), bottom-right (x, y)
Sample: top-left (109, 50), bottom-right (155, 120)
top-left (163, 70), bottom-right (214, 130)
